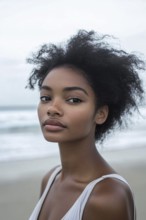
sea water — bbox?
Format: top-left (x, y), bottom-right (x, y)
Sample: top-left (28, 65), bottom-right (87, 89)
top-left (0, 106), bottom-right (146, 161)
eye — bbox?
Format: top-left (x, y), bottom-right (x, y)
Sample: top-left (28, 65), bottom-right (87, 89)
top-left (40, 96), bottom-right (51, 103)
top-left (67, 97), bottom-right (82, 104)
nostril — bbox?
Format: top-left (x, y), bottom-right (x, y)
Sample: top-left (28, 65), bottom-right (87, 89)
top-left (47, 111), bottom-right (60, 116)
top-left (47, 105), bottom-right (63, 116)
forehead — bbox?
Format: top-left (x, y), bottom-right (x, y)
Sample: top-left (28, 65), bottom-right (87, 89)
top-left (42, 66), bottom-right (91, 88)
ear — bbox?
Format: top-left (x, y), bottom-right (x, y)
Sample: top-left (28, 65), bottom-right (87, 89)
top-left (95, 105), bottom-right (109, 125)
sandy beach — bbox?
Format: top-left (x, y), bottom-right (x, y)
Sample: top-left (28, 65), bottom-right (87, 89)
top-left (0, 146), bottom-right (146, 220)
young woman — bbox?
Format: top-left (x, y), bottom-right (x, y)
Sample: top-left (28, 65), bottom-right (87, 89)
top-left (27, 30), bottom-right (144, 220)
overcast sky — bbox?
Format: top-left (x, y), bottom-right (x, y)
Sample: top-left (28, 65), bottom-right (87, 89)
top-left (0, 0), bottom-right (146, 106)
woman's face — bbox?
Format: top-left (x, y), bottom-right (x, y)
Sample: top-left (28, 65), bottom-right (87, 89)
top-left (38, 66), bottom-right (107, 144)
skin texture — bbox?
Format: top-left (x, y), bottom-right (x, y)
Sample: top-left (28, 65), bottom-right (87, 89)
top-left (27, 30), bottom-right (144, 142)
top-left (37, 66), bottom-right (134, 220)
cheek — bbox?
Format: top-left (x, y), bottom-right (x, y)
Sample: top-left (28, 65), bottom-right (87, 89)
top-left (70, 108), bottom-right (95, 129)
top-left (37, 104), bottom-right (43, 123)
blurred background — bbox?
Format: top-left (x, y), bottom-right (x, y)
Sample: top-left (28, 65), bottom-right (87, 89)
top-left (0, 0), bottom-right (146, 219)
top-left (0, 0), bottom-right (146, 161)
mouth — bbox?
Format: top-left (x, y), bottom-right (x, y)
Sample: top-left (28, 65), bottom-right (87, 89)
top-left (42, 119), bottom-right (67, 132)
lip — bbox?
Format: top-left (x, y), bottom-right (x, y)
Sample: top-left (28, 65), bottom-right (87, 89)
top-left (42, 119), bottom-right (67, 132)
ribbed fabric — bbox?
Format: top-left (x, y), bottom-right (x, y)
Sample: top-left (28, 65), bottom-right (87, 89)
top-left (29, 166), bottom-right (135, 220)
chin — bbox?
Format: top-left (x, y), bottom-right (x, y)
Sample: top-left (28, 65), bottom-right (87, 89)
top-left (44, 136), bottom-right (59, 143)
top-left (42, 132), bottom-right (90, 144)
top-left (43, 133), bottom-right (67, 143)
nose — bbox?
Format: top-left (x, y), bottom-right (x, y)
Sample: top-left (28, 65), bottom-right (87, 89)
top-left (47, 99), bottom-right (63, 117)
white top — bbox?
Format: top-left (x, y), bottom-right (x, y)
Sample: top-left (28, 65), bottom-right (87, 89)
top-left (29, 166), bottom-right (135, 220)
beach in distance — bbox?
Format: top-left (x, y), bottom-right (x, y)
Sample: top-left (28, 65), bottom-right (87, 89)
top-left (0, 146), bottom-right (146, 220)
top-left (0, 106), bottom-right (146, 220)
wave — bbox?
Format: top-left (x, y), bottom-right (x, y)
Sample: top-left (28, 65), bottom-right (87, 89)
top-left (0, 106), bottom-right (146, 133)
top-left (0, 106), bottom-right (145, 162)
top-left (0, 108), bottom-right (39, 133)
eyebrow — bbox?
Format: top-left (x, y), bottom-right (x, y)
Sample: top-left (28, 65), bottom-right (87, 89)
top-left (40, 85), bottom-right (88, 96)
top-left (63, 87), bottom-right (88, 95)
top-left (40, 85), bottom-right (52, 91)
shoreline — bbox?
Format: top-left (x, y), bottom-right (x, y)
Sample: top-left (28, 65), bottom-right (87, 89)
top-left (0, 146), bottom-right (146, 220)
top-left (0, 145), bottom-right (145, 179)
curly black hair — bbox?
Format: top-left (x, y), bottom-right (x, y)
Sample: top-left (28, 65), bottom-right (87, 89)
top-left (27, 30), bottom-right (145, 141)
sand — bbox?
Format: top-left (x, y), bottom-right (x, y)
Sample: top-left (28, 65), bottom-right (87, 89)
top-left (0, 146), bottom-right (146, 220)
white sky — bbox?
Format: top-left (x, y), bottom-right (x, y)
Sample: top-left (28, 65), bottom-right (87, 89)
top-left (0, 0), bottom-right (146, 106)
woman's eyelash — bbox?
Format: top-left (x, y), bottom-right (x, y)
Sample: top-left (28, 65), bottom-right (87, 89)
top-left (40, 96), bottom-right (51, 102)
top-left (40, 96), bottom-right (82, 104)
top-left (67, 97), bottom-right (82, 103)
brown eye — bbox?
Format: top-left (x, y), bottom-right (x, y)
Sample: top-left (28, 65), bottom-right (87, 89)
top-left (67, 98), bottom-right (82, 104)
top-left (40, 96), bottom-right (51, 103)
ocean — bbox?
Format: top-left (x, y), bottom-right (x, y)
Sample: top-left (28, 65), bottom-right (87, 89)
top-left (0, 106), bottom-right (146, 162)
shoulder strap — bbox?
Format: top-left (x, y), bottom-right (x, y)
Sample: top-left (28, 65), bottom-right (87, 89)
top-left (62, 174), bottom-right (136, 220)
top-left (29, 166), bottom-right (62, 220)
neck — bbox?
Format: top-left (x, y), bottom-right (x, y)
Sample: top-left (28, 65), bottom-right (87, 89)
top-left (58, 137), bottom-right (104, 182)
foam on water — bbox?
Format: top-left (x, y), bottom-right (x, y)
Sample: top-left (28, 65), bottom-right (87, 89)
top-left (0, 108), bottom-right (38, 132)
top-left (0, 106), bottom-right (146, 161)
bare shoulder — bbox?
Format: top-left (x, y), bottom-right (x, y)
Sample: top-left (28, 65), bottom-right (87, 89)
top-left (84, 177), bottom-right (135, 220)
top-left (40, 165), bottom-right (60, 196)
